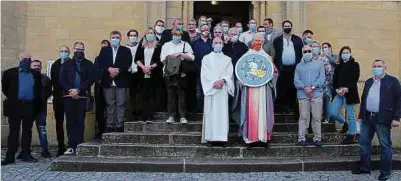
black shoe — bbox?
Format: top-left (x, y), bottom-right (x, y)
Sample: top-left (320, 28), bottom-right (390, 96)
top-left (296, 140), bottom-right (309, 146)
top-left (312, 140), bottom-right (323, 148)
top-left (341, 122), bottom-right (349, 133)
top-left (41, 150), bottom-right (52, 158)
top-left (378, 173), bottom-right (390, 180)
top-left (16, 152), bottom-right (23, 160)
top-left (351, 168), bottom-right (371, 174)
top-left (1, 158), bottom-right (15, 166)
top-left (105, 127), bottom-right (113, 133)
top-left (57, 147), bottom-right (66, 157)
top-left (341, 134), bottom-right (357, 145)
top-left (20, 154), bottom-right (38, 163)
top-left (116, 127), bottom-right (124, 132)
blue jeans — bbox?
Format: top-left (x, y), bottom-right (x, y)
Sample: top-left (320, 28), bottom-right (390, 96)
top-left (329, 95), bottom-right (357, 135)
top-left (34, 109), bottom-right (49, 151)
top-left (359, 114), bottom-right (392, 174)
top-left (323, 88), bottom-right (332, 121)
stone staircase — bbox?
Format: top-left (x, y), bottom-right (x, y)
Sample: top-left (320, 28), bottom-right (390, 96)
top-left (52, 112), bottom-right (400, 172)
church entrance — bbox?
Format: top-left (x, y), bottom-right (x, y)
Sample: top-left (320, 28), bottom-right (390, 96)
top-left (193, 1), bottom-right (252, 28)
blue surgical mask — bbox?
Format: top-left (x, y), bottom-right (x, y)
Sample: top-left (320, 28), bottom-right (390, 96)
top-left (323, 48), bottom-right (330, 54)
top-left (111, 38), bottom-right (120, 47)
top-left (304, 37), bottom-right (312, 45)
top-left (249, 24), bottom-right (256, 32)
top-left (19, 58), bottom-right (32, 71)
top-left (372, 67), bottom-right (384, 77)
top-left (60, 52), bottom-right (69, 60)
top-left (303, 53), bottom-right (313, 62)
top-left (146, 34), bottom-right (155, 41)
top-left (237, 27), bottom-right (243, 34)
top-left (230, 35), bottom-right (239, 43)
top-left (177, 25), bottom-right (184, 31)
top-left (223, 27), bottom-right (229, 34)
top-left (341, 53), bottom-right (351, 62)
top-left (172, 35), bottom-right (181, 43)
top-left (312, 47), bottom-right (320, 54)
top-left (213, 44), bottom-right (223, 53)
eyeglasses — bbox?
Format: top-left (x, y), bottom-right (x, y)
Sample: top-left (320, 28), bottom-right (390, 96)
top-left (303, 50), bottom-right (312, 53)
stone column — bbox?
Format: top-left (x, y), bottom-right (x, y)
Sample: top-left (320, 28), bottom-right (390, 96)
top-left (282, 1), bottom-right (307, 36)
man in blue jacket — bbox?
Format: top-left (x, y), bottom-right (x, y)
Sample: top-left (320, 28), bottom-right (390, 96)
top-left (352, 59), bottom-right (401, 181)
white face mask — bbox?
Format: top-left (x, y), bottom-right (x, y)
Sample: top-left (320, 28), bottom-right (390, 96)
top-left (155, 26), bottom-right (165, 34)
top-left (129, 36), bottom-right (137, 43)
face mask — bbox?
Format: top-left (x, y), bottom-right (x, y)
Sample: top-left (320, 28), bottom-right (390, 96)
top-left (249, 24), bottom-right (256, 32)
top-left (177, 25), bottom-right (184, 31)
top-left (201, 21), bottom-right (207, 26)
top-left (252, 41), bottom-right (262, 50)
top-left (111, 38), bottom-right (120, 47)
top-left (155, 26), bottom-right (165, 34)
top-left (230, 35), bottom-right (239, 43)
top-left (172, 35), bottom-right (181, 43)
top-left (60, 52), bottom-right (69, 60)
top-left (372, 67), bottom-right (384, 77)
top-left (341, 53), bottom-right (351, 62)
top-left (33, 67), bottom-right (41, 72)
top-left (223, 27), bottom-right (229, 34)
top-left (201, 31), bottom-right (209, 37)
top-left (266, 27), bottom-right (274, 34)
top-left (312, 47), bottom-right (320, 54)
top-left (283, 28), bottom-right (292, 34)
top-left (74, 51), bottom-right (85, 60)
top-left (146, 34), bottom-right (155, 41)
top-left (213, 44), bottom-right (223, 53)
top-left (258, 32), bottom-right (266, 36)
top-left (237, 27), bottom-right (243, 34)
top-left (129, 36), bottom-right (137, 43)
top-left (19, 58), bottom-right (32, 71)
top-left (323, 48), bottom-right (330, 54)
top-left (304, 37), bottom-right (313, 45)
top-left (303, 53), bottom-right (313, 62)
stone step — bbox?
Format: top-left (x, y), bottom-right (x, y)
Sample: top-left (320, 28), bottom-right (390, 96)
top-left (76, 143), bottom-right (378, 158)
top-left (138, 112), bottom-right (297, 123)
top-left (102, 132), bottom-right (346, 145)
top-left (52, 155), bottom-right (401, 172)
top-left (124, 122), bottom-right (337, 133)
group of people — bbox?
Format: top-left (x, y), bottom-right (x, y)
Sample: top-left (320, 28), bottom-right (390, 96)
top-left (1, 15), bottom-right (400, 181)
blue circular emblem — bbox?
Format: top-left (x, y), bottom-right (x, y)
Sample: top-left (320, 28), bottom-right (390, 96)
top-left (235, 53), bottom-right (274, 87)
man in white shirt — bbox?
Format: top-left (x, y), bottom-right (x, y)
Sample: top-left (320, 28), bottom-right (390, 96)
top-left (239, 19), bottom-right (257, 48)
top-left (160, 29), bottom-right (195, 124)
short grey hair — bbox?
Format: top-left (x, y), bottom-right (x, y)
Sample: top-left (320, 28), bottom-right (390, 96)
top-left (213, 25), bottom-right (222, 33)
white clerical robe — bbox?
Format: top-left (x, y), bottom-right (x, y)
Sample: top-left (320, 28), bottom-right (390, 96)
top-left (201, 52), bottom-right (235, 143)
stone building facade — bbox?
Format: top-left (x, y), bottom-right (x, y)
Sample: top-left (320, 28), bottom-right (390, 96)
top-left (1, 1), bottom-right (401, 147)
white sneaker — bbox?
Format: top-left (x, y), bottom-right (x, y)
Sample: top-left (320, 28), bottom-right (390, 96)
top-left (64, 148), bottom-right (75, 155)
top-left (180, 118), bottom-right (188, 124)
top-left (166, 116), bottom-right (175, 124)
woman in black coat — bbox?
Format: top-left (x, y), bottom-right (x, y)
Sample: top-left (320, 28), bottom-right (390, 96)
top-left (329, 46), bottom-right (360, 144)
top-left (135, 27), bottom-right (164, 122)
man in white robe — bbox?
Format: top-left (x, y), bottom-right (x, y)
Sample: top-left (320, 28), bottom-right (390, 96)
top-left (201, 37), bottom-right (235, 146)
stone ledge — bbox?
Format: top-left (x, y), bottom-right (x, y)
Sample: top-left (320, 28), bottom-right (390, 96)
top-left (51, 155), bottom-right (401, 172)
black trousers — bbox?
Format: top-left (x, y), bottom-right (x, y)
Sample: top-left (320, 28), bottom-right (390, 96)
top-left (186, 72), bottom-right (198, 113)
top-left (141, 79), bottom-right (154, 120)
top-left (277, 66), bottom-right (298, 114)
top-left (129, 86), bottom-right (142, 120)
top-left (52, 96), bottom-right (65, 149)
top-left (94, 83), bottom-right (106, 136)
top-left (6, 102), bottom-right (35, 158)
top-left (153, 79), bottom-right (167, 112)
top-left (64, 97), bottom-right (87, 150)
top-left (165, 75), bottom-right (188, 118)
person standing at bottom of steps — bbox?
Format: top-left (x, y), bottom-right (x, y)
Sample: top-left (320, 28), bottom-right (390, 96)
top-left (200, 37), bottom-right (234, 147)
top-left (294, 44), bottom-right (325, 147)
top-left (59, 41), bottom-right (95, 155)
top-left (352, 59), bottom-right (401, 181)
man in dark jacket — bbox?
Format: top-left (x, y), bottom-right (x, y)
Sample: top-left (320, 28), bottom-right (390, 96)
top-left (273, 20), bottom-right (303, 114)
top-left (50, 45), bottom-right (71, 156)
top-left (59, 41), bottom-right (95, 155)
top-left (97, 30), bottom-right (133, 132)
top-left (1, 52), bottom-right (43, 165)
top-left (352, 60), bottom-right (401, 181)
top-left (31, 60), bottom-right (52, 158)
top-left (159, 18), bottom-right (191, 46)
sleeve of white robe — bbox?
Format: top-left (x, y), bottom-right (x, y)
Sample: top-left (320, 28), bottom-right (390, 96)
top-left (201, 55), bottom-right (218, 96)
top-left (222, 58), bottom-right (235, 97)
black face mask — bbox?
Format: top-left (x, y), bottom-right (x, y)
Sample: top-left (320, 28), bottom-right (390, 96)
top-left (74, 51), bottom-right (85, 60)
top-left (283, 28), bottom-right (292, 34)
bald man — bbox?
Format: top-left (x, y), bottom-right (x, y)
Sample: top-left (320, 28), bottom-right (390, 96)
top-left (2, 52), bottom-right (43, 165)
top-left (201, 37), bottom-right (234, 146)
